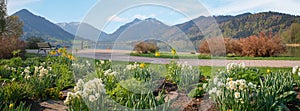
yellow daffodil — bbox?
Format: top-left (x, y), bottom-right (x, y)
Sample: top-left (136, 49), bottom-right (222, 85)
top-left (62, 52), bottom-right (67, 57)
top-left (267, 69), bottom-right (271, 73)
top-left (57, 48), bottom-right (63, 53)
top-left (155, 52), bottom-right (160, 57)
top-left (140, 63), bottom-right (145, 68)
top-left (59, 91), bottom-right (64, 99)
top-left (49, 88), bottom-right (54, 92)
top-left (68, 55), bottom-right (75, 60)
top-left (50, 51), bottom-right (57, 55)
top-left (9, 103), bottom-right (13, 108)
top-left (227, 109), bottom-right (232, 111)
top-left (171, 48), bottom-right (176, 55)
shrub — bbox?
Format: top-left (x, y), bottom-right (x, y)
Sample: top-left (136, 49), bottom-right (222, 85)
top-left (224, 38), bottom-right (242, 56)
top-left (0, 102), bottom-right (31, 111)
top-left (208, 63), bottom-right (297, 111)
top-left (134, 42), bottom-right (158, 54)
top-left (0, 15), bottom-right (25, 59)
top-left (198, 32), bottom-right (286, 57)
top-left (0, 82), bottom-right (31, 103)
top-left (26, 36), bottom-right (45, 49)
top-left (240, 32), bottom-right (286, 57)
top-left (0, 36), bottom-right (26, 59)
top-left (198, 37), bottom-right (227, 56)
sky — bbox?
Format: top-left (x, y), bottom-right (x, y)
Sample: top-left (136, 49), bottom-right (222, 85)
top-left (7, 0), bottom-right (300, 34)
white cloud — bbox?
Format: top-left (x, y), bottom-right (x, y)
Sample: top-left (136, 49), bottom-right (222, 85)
top-left (204, 0), bottom-right (300, 16)
top-left (132, 14), bottom-right (156, 19)
top-left (107, 15), bottom-right (129, 22)
top-left (107, 14), bottom-right (157, 23)
top-left (209, 0), bottom-right (273, 15)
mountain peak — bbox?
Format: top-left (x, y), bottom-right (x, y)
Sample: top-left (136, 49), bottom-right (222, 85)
top-left (15, 9), bottom-right (33, 15)
top-left (144, 18), bottom-right (160, 22)
top-left (18, 9), bottom-right (30, 13)
top-left (133, 18), bottom-right (142, 22)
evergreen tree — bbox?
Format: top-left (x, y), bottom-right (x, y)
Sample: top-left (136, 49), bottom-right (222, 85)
top-left (0, 0), bottom-right (6, 34)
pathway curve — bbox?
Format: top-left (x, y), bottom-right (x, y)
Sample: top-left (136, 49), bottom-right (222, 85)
top-left (76, 50), bottom-right (300, 67)
top-left (27, 49), bottom-right (300, 67)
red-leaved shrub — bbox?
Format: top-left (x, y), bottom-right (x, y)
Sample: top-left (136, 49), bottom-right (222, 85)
top-left (198, 37), bottom-right (228, 56)
top-left (240, 32), bottom-right (286, 57)
top-left (0, 36), bottom-right (26, 59)
top-left (198, 32), bottom-right (286, 57)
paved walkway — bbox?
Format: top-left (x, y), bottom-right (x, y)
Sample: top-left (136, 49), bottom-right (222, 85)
top-left (27, 49), bottom-right (300, 67)
top-left (75, 50), bottom-right (299, 68)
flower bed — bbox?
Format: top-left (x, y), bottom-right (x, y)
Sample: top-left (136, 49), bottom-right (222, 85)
top-left (0, 50), bottom-right (299, 110)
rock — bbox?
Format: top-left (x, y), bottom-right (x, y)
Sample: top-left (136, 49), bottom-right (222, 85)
top-left (39, 100), bottom-right (67, 111)
top-left (169, 92), bottom-right (192, 110)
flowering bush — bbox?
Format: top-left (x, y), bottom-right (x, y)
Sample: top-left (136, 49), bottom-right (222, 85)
top-left (65, 78), bottom-right (107, 111)
top-left (208, 63), bottom-right (297, 110)
top-left (122, 62), bottom-right (151, 81)
top-left (166, 61), bottom-right (200, 91)
top-left (226, 62), bottom-right (245, 73)
top-left (0, 102), bottom-right (31, 111)
top-left (292, 65), bottom-right (300, 76)
top-left (225, 62), bottom-right (261, 84)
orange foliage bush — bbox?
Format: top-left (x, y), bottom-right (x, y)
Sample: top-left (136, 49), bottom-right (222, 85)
top-left (0, 36), bottom-right (26, 59)
top-left (240, 32), bottom-right (286, 57)
top-left (198, 37), bottom-right (226, 56)
top-left (198, 32), bottom-right (286, 57)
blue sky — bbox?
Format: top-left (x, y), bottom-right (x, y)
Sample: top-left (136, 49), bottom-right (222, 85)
top-left (7, 0), bottom-right (300, 33)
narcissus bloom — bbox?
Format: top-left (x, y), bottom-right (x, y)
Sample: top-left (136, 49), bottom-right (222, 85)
top-left (50, 50), bottom-right (57, 55)
top-left (9, 103), bottom-right (13, 108)
top-left (267, 69), bottom-right (271, 73)
top-left (234, 92), bottom-right (241, 99)
top-left (155, 52), bottom-right (160, 57)
top-left (140, 63), bottom-right (145, 68)
top-left (171, 48), bottom-right (176, 55)
top-left (68, 55), bottom-right (75, 60)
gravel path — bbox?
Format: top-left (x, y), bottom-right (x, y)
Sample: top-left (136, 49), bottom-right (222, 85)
top-left (27, 50), bottom-right (300, 67)
top-left (78, 52), bottom-right (300, 67)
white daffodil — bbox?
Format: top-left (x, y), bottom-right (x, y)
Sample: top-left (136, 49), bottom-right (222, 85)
top-left (213, 77), bottom-right (219, 85)
top-left (209, 87), bottom-right (217, 95)
top-left (234, 92), bottom-right (241, 99)
top-left (89, 95), bottom-right (97, 102)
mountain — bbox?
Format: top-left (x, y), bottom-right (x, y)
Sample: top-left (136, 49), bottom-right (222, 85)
top-left (57, 22), bottom-right (108, 41)
top-left (13, 9), bottom-right (74, 42)
top-left (107, 18), bottom-right (170, 42)
top-left (12, 9), bottom-right (300, 47)
top-left (173, 11), bottom-right (300, 39)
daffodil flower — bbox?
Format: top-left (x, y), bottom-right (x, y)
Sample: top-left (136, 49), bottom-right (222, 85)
top-left (140, 63), bottom-right (145, 68)
top-left (171, 48), bottom-right (176, 55)
top-left (155, 52), bottom-right (160, 57)
top-left (9, 103), bottom-right (13, 108)
top-left (267, 69), bottom-right (271, 73)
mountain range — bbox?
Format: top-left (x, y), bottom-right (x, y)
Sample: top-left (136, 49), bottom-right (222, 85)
top-left (13, 9), bottom-right (74, 42)
top-left (12, 9), bottom-right (300, 44)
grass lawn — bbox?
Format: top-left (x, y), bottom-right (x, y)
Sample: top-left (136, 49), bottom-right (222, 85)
top-left (25, 52), bottom-right (298, 80)
top-left (130, 52), bottom-right (300, 60)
